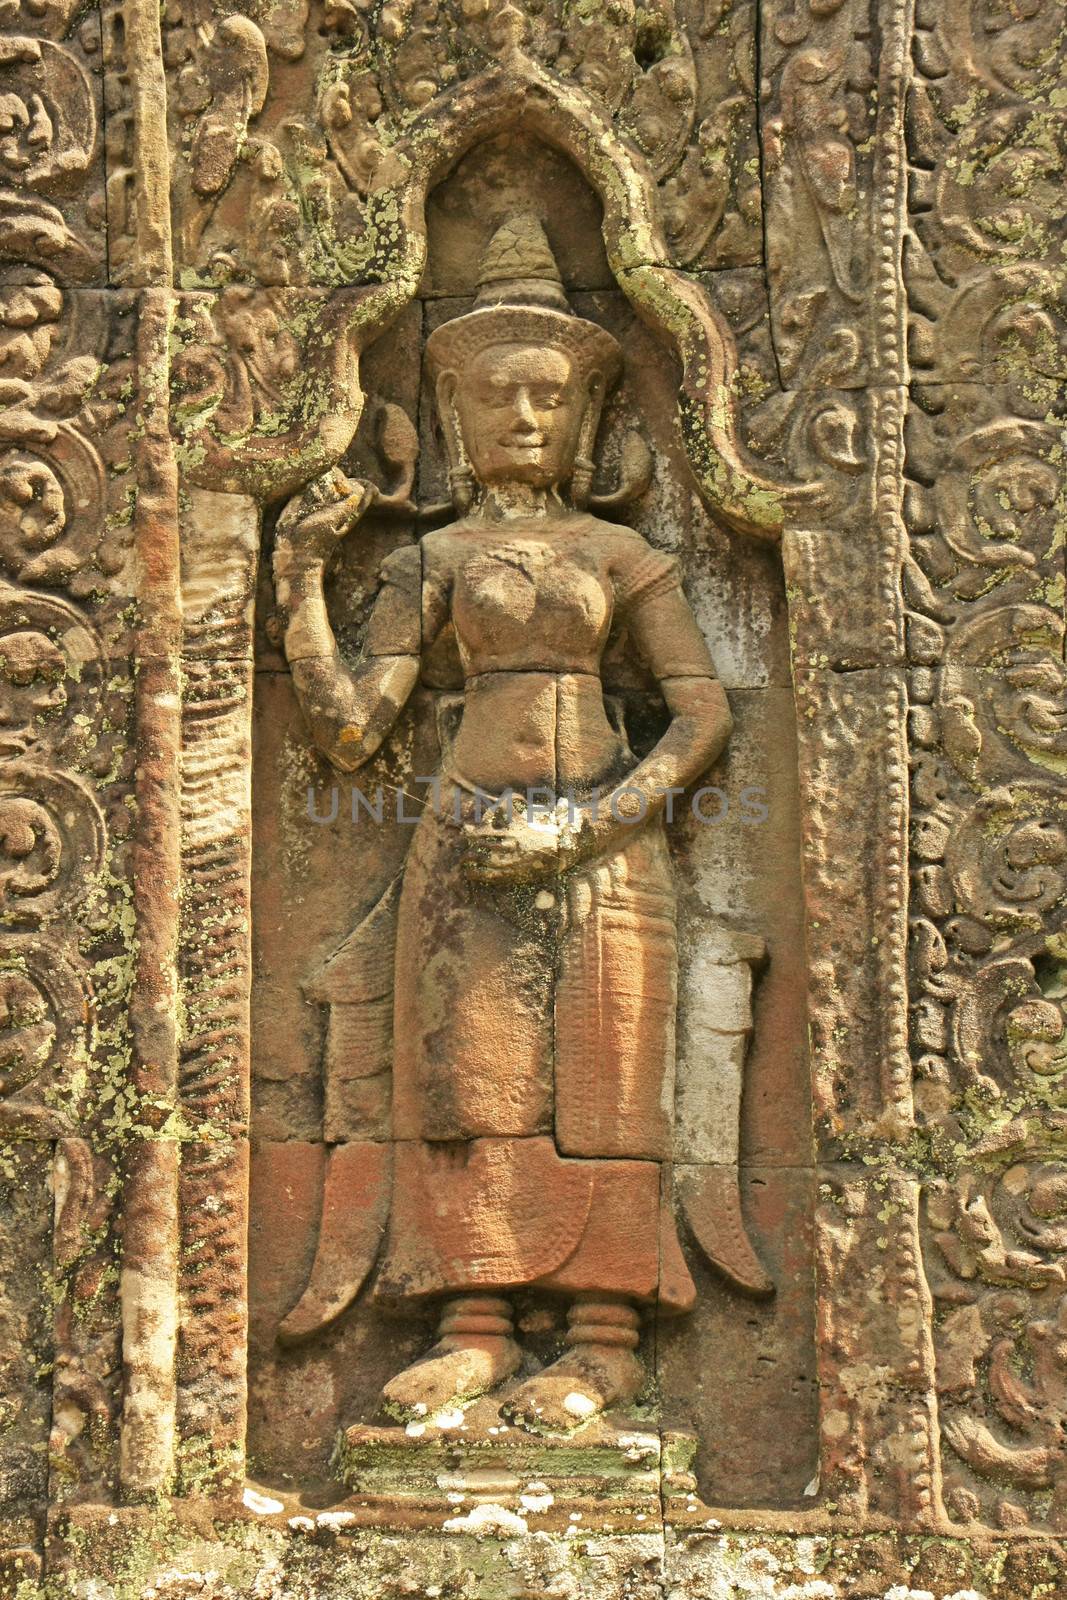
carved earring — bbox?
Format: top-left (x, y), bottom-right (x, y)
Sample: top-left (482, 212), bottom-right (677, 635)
top-left (448, 463), bottom-right (475, 514)
top-left (436, 372), bottom-right (474, 513)
top-left (571, 380), bottom-right (605, 510)
top-left (570, 454), bottom-right (596, 509)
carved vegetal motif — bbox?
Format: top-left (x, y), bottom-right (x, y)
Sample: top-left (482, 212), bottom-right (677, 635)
top-left (905, 0), bottom-right (1067, 1535)
top-left (0, 274), bottom-right (138, 601)
top-left (0, 767), bottom-right (103, 920)
top-left (165, 0), bottom-right (761, 282)
top-left (49, 1137), bottom-right (121, 1501)
top-left (0, 0), bottom-right (145, 1539)
top-left (0, 6), bottom-right (102, 283)
top-left (905, 0), bottom-right (1066, 407)
top-left (273, 218), bottom-right (773, 1439)
top-left (720, 0), bottom-right (887, 545)
top-left (0, 943), bottom-right (85, 1121)
top-left (0, 321), bottom-right (121, 1128)
top-left (0, 534), bottom-right (125, 1510)
top-left (0, 539), bottom-right (117, 1149)
top-left (759, 0), bottom-right (874, 388)
top-left (925, 1161), bottom-right (1067, 1529)
top-left (908, 0), bottom-right (1066, 401)
top-left (172, 287), bottom-right (303, 441)
top-left (905, 15), bottom-right (1067, 1138)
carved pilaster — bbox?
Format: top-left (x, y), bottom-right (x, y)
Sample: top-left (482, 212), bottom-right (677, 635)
top-left (903, 0), bottom-right (1067, 1532)
top-left (0, 0), bottom-right (1059, 1583)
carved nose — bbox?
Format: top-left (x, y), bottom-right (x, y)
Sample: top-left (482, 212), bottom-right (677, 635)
top-left (511, 391), bottom-right (538, 431)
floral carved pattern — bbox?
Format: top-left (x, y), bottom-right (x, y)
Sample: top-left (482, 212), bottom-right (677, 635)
top-left (0, 0), bottom-right (1061, 1581)
top-left (906, 0), bottom-right (1067, 1536)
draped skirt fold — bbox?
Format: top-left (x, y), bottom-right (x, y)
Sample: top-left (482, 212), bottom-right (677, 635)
top-left (376, 787), bottom-right (695, 1312)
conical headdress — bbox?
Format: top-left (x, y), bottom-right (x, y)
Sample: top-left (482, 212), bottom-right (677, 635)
top-left (425, 214), bottom-right (622, 385)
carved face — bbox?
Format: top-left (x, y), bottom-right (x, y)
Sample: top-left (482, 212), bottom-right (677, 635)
top-left (450, 343), bottom-right (587, 490)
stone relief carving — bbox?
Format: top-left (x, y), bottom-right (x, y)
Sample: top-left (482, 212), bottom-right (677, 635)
top-left (271, 216), bottom-right (773, 1438)
top-left (157, 52), bottom-right (818, 1495)
top-left (0, 6), bottom-right (148, 1559)
top-left (0, 0), bottom-right (1060, 1585)
top-left (0, 4), bottom-right (102, 283)
top-left (925, 1159), bottom-right (1067, 1530)
top-left (163, 0), bottom-right (762, 285)
top-left (904, 0), bottom-right (1067, 1540)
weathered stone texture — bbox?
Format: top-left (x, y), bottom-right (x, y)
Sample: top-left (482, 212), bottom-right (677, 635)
top-left (0, 0), bottom-right (1062, 1589)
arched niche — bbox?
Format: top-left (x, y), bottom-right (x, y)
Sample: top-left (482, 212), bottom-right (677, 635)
top-left (243, 129), bottom-right (816, 1508)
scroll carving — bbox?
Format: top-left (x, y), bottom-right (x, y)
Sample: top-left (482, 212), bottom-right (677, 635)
top-left (925, 1160), bottom-right (1067, 1529)
top-left (164, 0), bottom-right (762, 284)
top-left (905, 4), bottom-right (1067, 1150)
top-left (0, 0), bottom-right (1059, 1582)
top-left (0, 0), bottom-right (158, 1559)
top-left (905, 0), bottom-right (1067, 1537)
top-left (0, 6), bottom-right (102, 283)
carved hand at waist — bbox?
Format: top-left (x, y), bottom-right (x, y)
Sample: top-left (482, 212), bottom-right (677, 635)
top-left (459, 793), bottom-right (642, 884)
top-left (462, 806), bottom-right (579, 884)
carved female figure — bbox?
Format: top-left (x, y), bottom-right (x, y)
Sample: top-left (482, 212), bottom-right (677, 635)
top-left (274, 217), bottom-right (759, 1430)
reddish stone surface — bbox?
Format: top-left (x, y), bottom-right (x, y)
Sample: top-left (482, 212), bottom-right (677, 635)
top-left (0, 0), bottom-right (1062, 1587)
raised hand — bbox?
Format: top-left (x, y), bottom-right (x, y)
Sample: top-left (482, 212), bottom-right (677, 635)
top-left (274, 468), bottom-right (376, 569)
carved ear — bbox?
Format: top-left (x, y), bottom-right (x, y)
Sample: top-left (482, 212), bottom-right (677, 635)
top-left (435, 369), bottom-right (458, 439)
top-left (434, 370), bottom-right (473, 512)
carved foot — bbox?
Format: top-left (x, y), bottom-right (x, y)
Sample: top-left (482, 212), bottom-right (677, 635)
top-left (502, 1298), bottom-right (644, 1433)
top-left (381, 1296), bottom-right (520, 1420)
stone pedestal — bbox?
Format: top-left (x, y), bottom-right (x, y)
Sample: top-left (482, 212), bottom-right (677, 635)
top-left (334, 1404), bottom-right (695, 1534)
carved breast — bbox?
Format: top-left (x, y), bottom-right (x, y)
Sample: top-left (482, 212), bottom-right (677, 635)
top-left (451, 537), bottom-right (613, 676)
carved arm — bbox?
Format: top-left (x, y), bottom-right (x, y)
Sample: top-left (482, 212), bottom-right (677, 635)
top-left (572, 674), bottom-right (733, 864)
top-left (273, 475), bottom-right (420, 772)
top-left (570, 578), bottom-right (732, 861)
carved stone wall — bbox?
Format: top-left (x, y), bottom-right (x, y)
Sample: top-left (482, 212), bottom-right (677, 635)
top-left (0, 0), bottom-right (1061, 1596)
